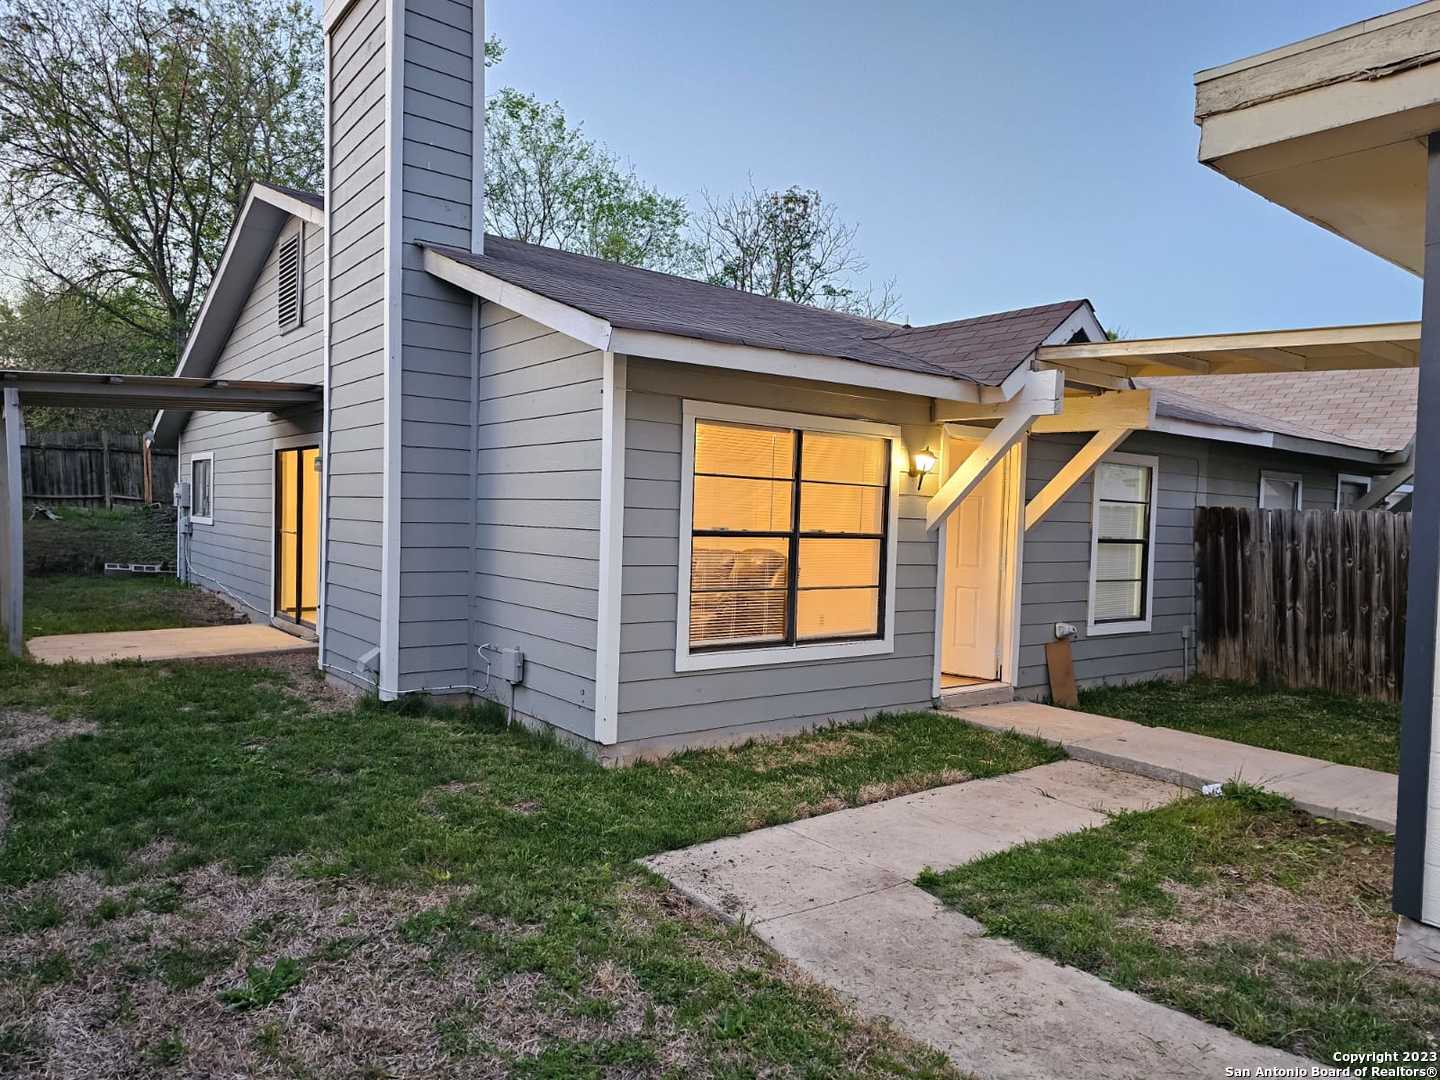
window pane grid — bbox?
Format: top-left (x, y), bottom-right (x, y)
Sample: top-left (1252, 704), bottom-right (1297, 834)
top-left (1092, 461), bottom-right (1151, 625)
top-left (690, 421), bottom-right (889, 651)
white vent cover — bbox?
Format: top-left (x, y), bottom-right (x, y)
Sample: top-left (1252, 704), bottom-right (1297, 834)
top-left (277, 227), bottom-right (303, 332)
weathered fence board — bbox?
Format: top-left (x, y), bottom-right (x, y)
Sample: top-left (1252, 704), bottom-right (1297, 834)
top-left (21, 431), bottom-right (177, 509)
top-left (1195, 506), bottom-right (1409, 701)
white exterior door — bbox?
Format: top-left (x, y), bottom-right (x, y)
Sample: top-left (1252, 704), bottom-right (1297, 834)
top-left (942, 437), bottom-right (1007, 680)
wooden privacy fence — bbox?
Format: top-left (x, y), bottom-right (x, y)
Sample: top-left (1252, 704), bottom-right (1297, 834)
top-left (21, 431), bottom-right (177, 509)
top-left (1195, 506), bottom-right (1410, 701)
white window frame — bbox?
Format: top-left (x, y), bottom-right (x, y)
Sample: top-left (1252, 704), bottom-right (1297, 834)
top-left (189, 451), bottom-right (215, 526)
top-left (1336, 472), bottom-right (1372, 509)
top-left (1258, 469), bottom-right (1303, 509)
top-left (675, 399), bottom-right (902, 673)
top-left (1086, 450), bottom-right (1159, 637)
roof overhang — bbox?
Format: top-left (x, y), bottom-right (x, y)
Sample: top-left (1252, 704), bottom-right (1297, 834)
top-left (422, 245), bottom-right (991, 405)
top-left (1195, 2), bottom-right (1440, 273)
top-left (1037, 321), bottom-right (1421, 379)
top-left (2, 370), bottom-right (322, 413)
top-left (152, 183), bottom-right (324, 446)
top-left (1146, 413), bottom-right (1392, 464)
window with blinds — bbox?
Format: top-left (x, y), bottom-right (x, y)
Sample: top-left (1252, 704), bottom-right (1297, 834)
top-left (276, 227), bottom-right (303, 333)
top-left (1259, 471), bottom-right (1302, 509)
top-left (1089, 457), bottom-right (1154, 628)
top-left (688, 419), bottom-right (890, 650)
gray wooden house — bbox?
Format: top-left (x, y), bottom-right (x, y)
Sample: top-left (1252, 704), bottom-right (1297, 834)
top-left (151, 0), bottom-right (1418, 759)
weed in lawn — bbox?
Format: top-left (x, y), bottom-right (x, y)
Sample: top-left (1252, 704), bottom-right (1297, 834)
top-left (922, 790), bottom-right (1440, 1062)
top-left (217, 956), bottom-right (304, 1009)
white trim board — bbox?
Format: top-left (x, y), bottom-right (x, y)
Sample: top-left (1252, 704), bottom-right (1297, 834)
top-left (1336, 472), bottom-right (1373, 509)
top-left (674, 399), bottom-right (902, 674)
top-left (1259, 469), bottom-right (1304, 509)
top-left (377, 0), bottom-right (405, 699)
top-left (186, 451), bottom-right (215, 526)
top-left (594, 352), bottom-right (626, 744)
top-left (1086, 450), bottom-right (1159, 638)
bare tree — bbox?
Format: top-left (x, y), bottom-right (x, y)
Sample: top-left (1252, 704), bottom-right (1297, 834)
top-left (695, 182), bottom-right (901, 321)
top-left (0, 0), bottom-right (323, 360)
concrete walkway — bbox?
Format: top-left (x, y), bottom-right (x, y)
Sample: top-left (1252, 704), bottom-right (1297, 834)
top-left (948, 700), bottom-right (1397, 832)
top-left (28, 624), bottom-right (316, 665)
top-left (645, 760), bottom-right (1312, 1079)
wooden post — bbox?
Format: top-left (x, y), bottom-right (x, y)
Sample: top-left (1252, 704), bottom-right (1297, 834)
top-left (0, 388), bottom-right (23, 657)
top-left (142, 433), bottom-right (153, 505)
top-left (100, 429), bottom-right (112, 510)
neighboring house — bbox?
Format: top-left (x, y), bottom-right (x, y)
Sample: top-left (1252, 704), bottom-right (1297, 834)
top-left (150, 0), bottom-right (1417, 757)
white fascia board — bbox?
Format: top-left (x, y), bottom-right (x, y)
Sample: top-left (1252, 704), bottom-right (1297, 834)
top-left (1149, 415), bottom-right (1386, 463)
top-left (154, 184), bottom-right (320, 443)
top-left (253, 184), bottom-right (325, 228)
top-left (609, 328), bottom-right (982, 403)
top-left (422, 248), bottom-right (612, 351)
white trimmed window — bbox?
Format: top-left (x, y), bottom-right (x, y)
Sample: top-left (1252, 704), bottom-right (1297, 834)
top-left (676, 401), bottom-right (900, 672)
top-left (1336, 473), bottom-right (1372, 509)
top-left (190, 452), bottom-right (214, 525)
top-left (1259, 470), bottom-right (1302, 509)
top-left (1087, 452), bottom-right (1158, 636)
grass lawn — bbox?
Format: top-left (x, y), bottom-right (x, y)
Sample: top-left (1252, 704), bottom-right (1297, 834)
top-left (23, 574), bottom-right (242, 638)
top-left (1076, 677), bottom-right (1400, 773)
top-left (920, 786), bottom-right (1440, 1063)
top-left (25, 505), bottom-right (177, 576)
top-left (0, 646), bottom-right (1060, 1077)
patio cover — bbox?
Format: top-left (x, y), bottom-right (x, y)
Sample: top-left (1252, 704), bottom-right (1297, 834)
top-left (0, 370), bottom-right (323, 657)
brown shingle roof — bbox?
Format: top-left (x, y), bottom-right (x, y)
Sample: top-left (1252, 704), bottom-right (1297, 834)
top-left (427, 238), bottom-right (1087, 387)
top-left (1141, 368), bottom-right (1416, 452)
top-left (863, 302), bottom-right (1087, 385)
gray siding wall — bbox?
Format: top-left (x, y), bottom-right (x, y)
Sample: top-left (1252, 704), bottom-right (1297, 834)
top-left (472, 304), bottom-right (602, 738)
top-left (396, 0), bottom-right (480, 691)
top-left (324, 0), bottom-right (389, 686)
top-left (615, 359), bottom-right (939, 749)
top-left (178, 221), bottom-right (324, 618)
top-left (1016, 430), bottom-right (1384, 696)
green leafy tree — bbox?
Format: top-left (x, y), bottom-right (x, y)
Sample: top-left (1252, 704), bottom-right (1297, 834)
top-left (484, 88), bottom-right (694, 273)
top-left (0, 0), bottom-right (323, 360)
top-left (0, 284), bottom-right (170, 431)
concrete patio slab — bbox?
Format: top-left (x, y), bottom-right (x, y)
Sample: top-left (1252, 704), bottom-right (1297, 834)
top-left (28, 624), bottom-right (316, 665)
top-left (645, 760), bottom-right (1309, 1079)
top-left (948, 700), bottom-right (1397, 831)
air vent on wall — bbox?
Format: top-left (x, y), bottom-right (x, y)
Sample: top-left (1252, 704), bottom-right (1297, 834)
top-left (277, 227), bottom-right (303, 333)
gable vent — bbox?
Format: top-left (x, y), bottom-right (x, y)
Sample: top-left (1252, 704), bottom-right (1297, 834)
top-left (277, 228), bottom-right (303, 333)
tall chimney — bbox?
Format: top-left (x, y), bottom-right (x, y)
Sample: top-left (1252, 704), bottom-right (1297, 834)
top-left (320, 0), bottom-right (484, 696)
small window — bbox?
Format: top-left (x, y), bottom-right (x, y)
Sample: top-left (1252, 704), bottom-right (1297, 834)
top-left (1337, 473), bottom-right (1371, 510)
top-left (1259, 470), bottom-right (1302, 509)
top-left (1087, 453), bottom-right (1157, 636)
top-left (190, 453), bottom-right (214, 525)
top-left (276, 226), bottom-right (303, 333)
top-left (677, 403), bottom-right (900, 672)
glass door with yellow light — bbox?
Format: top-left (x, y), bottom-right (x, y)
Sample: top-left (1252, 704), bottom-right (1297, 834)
top-left (274, 447), bottom-right (320, 627)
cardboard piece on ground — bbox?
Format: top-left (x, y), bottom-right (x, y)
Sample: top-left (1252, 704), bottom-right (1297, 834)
top-left (1045, 639), bottom-right (1078, 707)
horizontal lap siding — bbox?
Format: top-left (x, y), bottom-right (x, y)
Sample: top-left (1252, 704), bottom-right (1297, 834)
top-left (617, 359), bottom-right (938, 745)
top-left (1017, 431), bottom-right (1200, 695)
top-left (324, 0), bottom-right (388, 688)
top-left (397, 0), bottom-right (477, 690)
top-left (1018, 430), bottom-right (1383, 698)
top-left (178, 223), bottom-right (324, 619)
top-left (473, 304), bottom-right (602, 738)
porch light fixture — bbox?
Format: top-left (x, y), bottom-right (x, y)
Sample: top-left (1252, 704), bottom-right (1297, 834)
top-left (909, 445), bottom-right (937, 480)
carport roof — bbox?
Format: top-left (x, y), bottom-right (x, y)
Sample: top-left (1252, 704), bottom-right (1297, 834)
top-left (0, 370), bottom-right (322, 413)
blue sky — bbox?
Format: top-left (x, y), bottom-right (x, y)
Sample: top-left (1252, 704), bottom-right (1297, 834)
top-left (485, 0), bottom-right (1421, 337)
